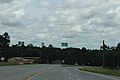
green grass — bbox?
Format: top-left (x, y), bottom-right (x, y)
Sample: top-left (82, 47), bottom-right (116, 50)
top-left (79, 67), bottom-right (120, 77)
top-left (0, 62), bottom-right (18, 66)
top-left (62, 64), bottom-right (76, 67)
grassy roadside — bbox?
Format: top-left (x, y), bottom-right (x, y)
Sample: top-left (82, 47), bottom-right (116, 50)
top-left (62, 64), bottom-right (75, 67)
top-left (0, 62), bottom-right (19, 66)
top-left (79, 67), bottom-right (120, 77)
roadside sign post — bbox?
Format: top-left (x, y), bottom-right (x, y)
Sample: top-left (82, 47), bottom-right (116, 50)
top-left (62, 60), bottom-right (65, 64)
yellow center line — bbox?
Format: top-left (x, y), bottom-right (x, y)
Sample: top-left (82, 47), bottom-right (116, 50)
top-left (26, 70), bottom-right (45, 80)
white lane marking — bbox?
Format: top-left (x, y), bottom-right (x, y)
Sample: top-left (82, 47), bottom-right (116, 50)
top-left (68, 72), bottom-right (80, 80)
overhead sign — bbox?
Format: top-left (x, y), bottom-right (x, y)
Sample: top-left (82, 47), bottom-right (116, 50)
top-left (61, 43), bottom-right (68, 47)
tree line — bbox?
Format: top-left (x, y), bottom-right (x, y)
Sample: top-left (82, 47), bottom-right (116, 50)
top-left (0, 32), bottom-right (120, 68)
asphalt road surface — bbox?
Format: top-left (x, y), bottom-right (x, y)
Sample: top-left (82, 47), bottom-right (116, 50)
top-left (0, 64), bottom-right (119, 80)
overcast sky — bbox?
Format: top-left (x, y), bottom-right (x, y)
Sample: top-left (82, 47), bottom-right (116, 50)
top-left (0, 0), bottom-right (120, 49)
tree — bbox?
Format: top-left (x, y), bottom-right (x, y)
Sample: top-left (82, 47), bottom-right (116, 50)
top-left (41, 42), bottom-right (46, 48)
top-left (81, 47), bottom-right (87, 53)
top-left (2, 32), bottom-right (10, 47)
top-left (48, 44), bottom-right (53, 48)
top-left (100, 40), bottom-right (109, 51)
top-left (0, 32), bottom-right (10, 60)
top-left (27, 44), bottom-right (33, 48)
top-left (0, 35), bottom-right (3, 48)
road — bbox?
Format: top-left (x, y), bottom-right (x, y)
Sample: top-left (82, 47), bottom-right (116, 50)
top-left (0, 64), bottom-right (119, 80)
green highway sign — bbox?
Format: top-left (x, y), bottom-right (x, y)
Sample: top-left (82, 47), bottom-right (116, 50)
top-left (61, 43), bottom-right (68, 47)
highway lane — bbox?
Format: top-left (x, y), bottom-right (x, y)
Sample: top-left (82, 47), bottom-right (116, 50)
top-left (0, 64), bottom-right (48, 80)
top-left (0, 64), bottom-right (119, 80)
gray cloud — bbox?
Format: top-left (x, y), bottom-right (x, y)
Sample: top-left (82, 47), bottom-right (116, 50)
top-left (0, 0), bottom-right (13, 4)
top-left (0, 0), bottom-right (120, 48)
top-left (1, 20), bottom-right (21, 27)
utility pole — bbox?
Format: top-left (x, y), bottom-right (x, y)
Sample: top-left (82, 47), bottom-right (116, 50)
top-left (18, 41), bottom-right (24, 64)
top-left (102, 40), bottom-right (105, 68)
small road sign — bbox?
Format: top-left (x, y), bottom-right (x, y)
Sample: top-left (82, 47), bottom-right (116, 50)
top-left (1, 57), bottom-right (5, 61)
